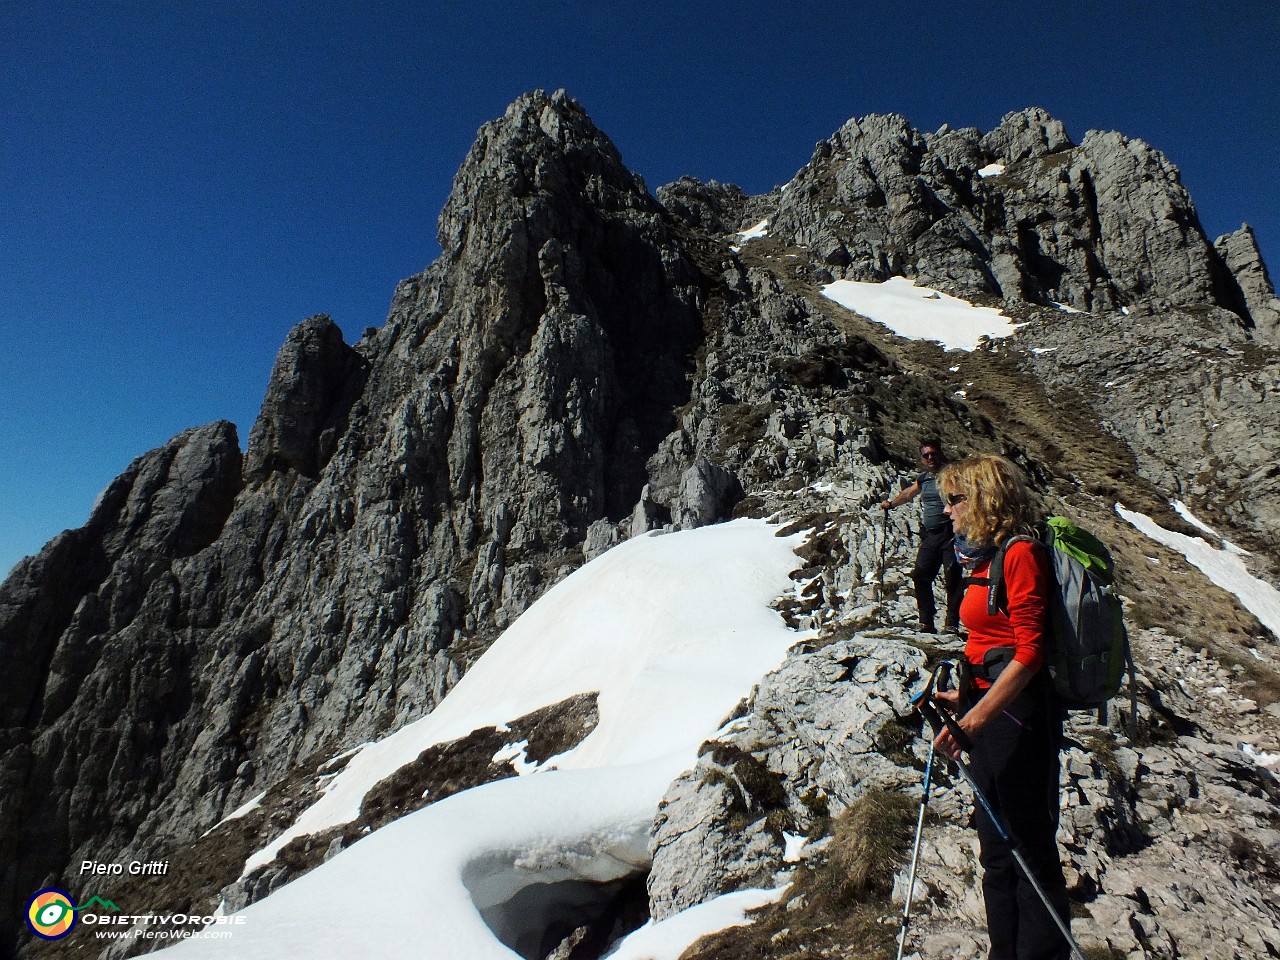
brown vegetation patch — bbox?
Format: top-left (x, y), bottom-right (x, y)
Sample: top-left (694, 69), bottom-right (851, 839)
top-left (772, 338), bottom-right (892, 392)
top-left (770, 511), bottom-right (852, 628)
top-left (697, 743), bottom-right (793, 836)
top-left (718, 402), bottom-right (776, 452)
top-left (358, 723), bottom-right (516, 826)
top-left (679, 788), bottom-right (916, 960)
top-left (777, 511), bottom-right (852, 579)
top-left (349, 692), bottom-right (601, 868)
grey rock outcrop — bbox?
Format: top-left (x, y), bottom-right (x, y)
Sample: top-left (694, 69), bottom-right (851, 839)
top-left (1070, 128), bottom-right (1221, 307)
top-left (655, 625), bottom-right (1280, 960)
top-left (672, 458), bottom-right (743, 529)
top-left (244, 314), bottom-right (368, 481)
top-left (1215, 223), bottom-right (1280, 346)
top-left (656, 177), bottom-right (753, 234)
top-left (648, 636), bottom-right (927, 920)
top-left (979, 106), bottom-right (1072, 164)
top-left (1016, 301), bottom-right (1280, 544)
top-left (767, 107), bottom-right (1270, 330)
top-left (0, 421), bottom-right (242, 942)
top-left (0, 420), bottom-right (242, 729)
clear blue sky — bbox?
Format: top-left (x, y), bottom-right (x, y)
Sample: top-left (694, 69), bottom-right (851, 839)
top-left (2, 0), bottom-right (1277, 577)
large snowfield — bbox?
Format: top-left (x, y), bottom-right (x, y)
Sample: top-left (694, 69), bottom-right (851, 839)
top-left (160, 520), bottom-right (810, 959)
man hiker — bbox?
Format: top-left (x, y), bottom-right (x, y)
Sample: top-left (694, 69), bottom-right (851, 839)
top-left (879, 438), bottom-right (963, 634)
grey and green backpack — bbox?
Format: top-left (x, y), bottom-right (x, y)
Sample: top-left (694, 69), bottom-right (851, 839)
top-left (985, 517), bottom-right (1136, 720)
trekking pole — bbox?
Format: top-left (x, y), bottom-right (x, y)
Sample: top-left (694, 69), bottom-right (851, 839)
top-left (896, 739), bottom-right (935, 960)
top-left (896, 662), bottom-right (951, 960)
top-left (877, 502), bottom-right (889, 599)
top-left (916, 681), bottom-right (1087, 960)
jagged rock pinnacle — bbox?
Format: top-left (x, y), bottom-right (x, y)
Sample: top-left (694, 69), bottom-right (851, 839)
top-left (245, 314), bottom-right (368, 481)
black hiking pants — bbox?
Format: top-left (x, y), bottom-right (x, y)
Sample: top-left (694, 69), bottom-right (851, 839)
top-left (912, 524), bottom-right (963, 631)
top-left (969, 677), bottom-right (1069, 960)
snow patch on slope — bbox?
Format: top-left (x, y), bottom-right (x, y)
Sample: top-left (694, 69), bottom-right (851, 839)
top-left (821, 276), bottom-right (1021, 351)
top-left (605, 887), bottom-right (786, 959)
top-left (1117, 502), bottom-right (1280, 639)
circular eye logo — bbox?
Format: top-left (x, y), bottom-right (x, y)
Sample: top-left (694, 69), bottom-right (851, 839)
top-left (27, 888), bottom-right (77, 940)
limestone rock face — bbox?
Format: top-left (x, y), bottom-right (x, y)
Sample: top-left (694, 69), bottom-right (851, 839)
top-left (1070, 129), bottom-right (1220, 307)
top-left (1216, 223), bottom-right (1280, 346)
top-left (0, 422), bottom-right (242, 932)
top-left (648, 636), bottom-right (928, 921)
top-left (769, 107), bottom-right (1259, 325)
top-left (0, 89), bottom-right (708, 947)
top-left (0, 421), bottom-right (242, 726)
top-left (1016, 302), bottom-right (1280, 543)
top-left (673, 458), bottom-right (743, 529)
top-left (979, 106), bottom-right (1072, 164)
top-left (244, 314), bottom-right (368, 481)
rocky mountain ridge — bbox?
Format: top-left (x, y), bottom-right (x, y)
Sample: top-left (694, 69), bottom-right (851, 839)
top-left (2, 89), bottom-right (1278, 959)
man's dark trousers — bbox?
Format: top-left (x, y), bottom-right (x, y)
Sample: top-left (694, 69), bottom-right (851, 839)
top-left (913, 524), bottom-right (963, 631)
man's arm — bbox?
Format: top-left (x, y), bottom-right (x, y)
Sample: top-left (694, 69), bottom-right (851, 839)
top-left (881, 481), bottom-right (921, 511)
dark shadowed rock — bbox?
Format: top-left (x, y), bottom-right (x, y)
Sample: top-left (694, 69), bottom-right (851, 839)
top-left (245, 315), bottom-right (368, 481)
top-left (0, 422), bottom-right (241, 947)
top-left (656, 177), bottom-right (753, 234)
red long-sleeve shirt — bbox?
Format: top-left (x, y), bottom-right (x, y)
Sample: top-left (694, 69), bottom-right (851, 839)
top-left (961, 539), bottom-right (1051, 688)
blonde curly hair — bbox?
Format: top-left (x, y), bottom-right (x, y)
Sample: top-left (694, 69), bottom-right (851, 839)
top-left (936, 454), bottom-right (1038, 545)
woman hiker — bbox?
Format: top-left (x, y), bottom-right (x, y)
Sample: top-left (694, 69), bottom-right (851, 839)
top-left (931, 453), bottom-right (1070, 960)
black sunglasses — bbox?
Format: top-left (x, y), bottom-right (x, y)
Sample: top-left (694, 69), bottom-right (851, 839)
top-left (946, 493), bottom-right (967, 506)
top-left (920, 450), bottom-right (941, 460)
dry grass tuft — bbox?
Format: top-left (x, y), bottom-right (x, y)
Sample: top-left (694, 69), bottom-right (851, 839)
top-left (679, 787), bottom-right (916, 960)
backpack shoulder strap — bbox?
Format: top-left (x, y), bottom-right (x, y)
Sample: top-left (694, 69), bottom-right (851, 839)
top-left (986, 534), bottom-right (1041, 615)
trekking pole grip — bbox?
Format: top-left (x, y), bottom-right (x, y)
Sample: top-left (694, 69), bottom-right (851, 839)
top-left (939, 703), bottom-right (972, 754)
top-left (916, 660), bottom-right (972, 757)
top-left (919, 700), bottom-right (961, 749)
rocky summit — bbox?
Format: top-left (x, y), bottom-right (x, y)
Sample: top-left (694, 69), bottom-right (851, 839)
top-left (2, 89), bottom-right (1279, 960)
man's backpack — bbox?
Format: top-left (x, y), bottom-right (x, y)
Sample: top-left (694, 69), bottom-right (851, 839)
top-left (985, 517), bottom-right (1136, 722)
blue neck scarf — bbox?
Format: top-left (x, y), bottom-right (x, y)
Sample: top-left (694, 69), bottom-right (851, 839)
top-left (954, 534), bottom-right (998, 571)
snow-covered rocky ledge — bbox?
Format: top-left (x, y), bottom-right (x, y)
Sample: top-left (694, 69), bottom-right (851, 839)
top-left (160, 520), bottom-right (812, 959)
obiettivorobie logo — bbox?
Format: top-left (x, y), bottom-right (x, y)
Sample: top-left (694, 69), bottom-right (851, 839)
top-left (25, 888), bottom-right (245, 945)
top-left (26, 889), bottom-right (119, 940)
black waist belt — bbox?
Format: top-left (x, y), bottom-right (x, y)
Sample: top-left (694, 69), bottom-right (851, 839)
top-left (971, 645), bottom-right (1016, 683)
